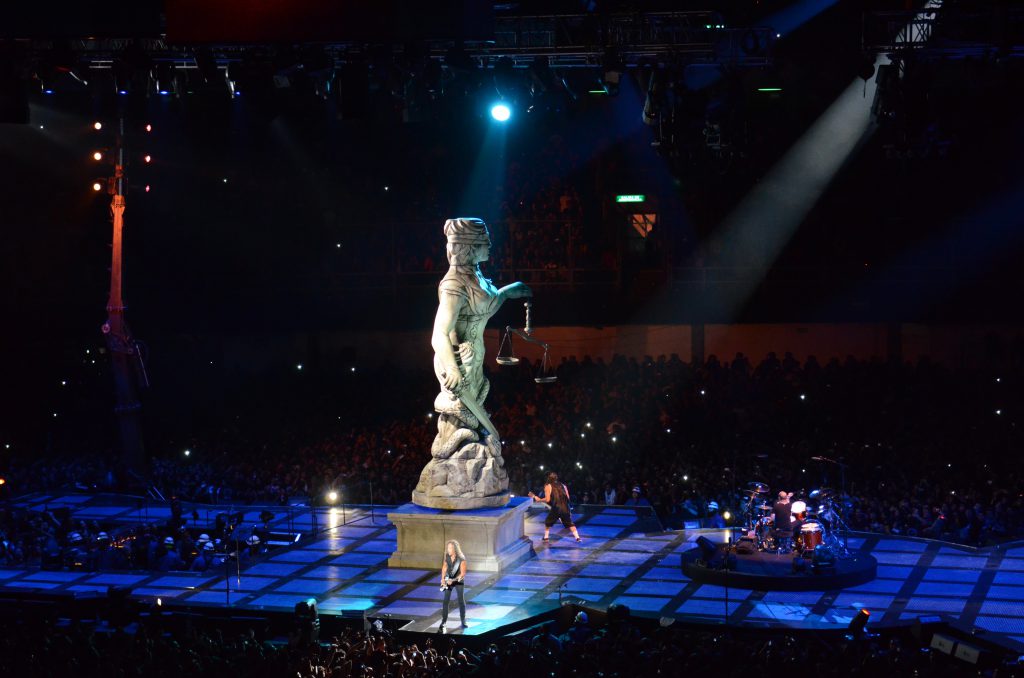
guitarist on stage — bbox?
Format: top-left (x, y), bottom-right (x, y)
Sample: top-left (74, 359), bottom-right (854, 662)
top-left (439, 540), bottom-right (468, 632)
top-left (529, 472), bottom-right (582, 543)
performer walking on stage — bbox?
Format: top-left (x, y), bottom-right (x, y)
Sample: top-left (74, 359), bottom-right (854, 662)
top-left (529, 472), bottom-right (582, 543)
top-left (439, 540), bottom-right (467, 632)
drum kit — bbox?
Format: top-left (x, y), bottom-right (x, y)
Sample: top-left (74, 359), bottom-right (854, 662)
top-left (741, 481), bottom-right (852, 558)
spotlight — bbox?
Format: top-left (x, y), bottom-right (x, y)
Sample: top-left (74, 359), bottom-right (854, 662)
top-left (145, 124), bottom-right (152, 132)
top-left (490, 103), bottom-right (511, 122)
top-left (601, 47), bottom-right (624, 95)
top-left (723, 510), bottom-right (731, 521)
top-left (327, 490), bottom-right (338, 504)
top-left (847, 608), bottom-right (870, 636)
top-left (184, 449), bottom-right (191, 457)
top-left (93, 121), bottom-right (102, 130)
top-left (93, 151), bottom-right (103, 161)
top-left (92, 182), bottom-right (103, 192)
top-left (143, 154), bottom-right (152, 163)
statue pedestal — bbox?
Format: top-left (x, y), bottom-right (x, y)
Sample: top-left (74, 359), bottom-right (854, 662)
top-left (387, 497), bottom-right (534, 573)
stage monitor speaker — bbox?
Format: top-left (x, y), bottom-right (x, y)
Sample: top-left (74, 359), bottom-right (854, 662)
top-left (695, 536), bottom-right (717, 562)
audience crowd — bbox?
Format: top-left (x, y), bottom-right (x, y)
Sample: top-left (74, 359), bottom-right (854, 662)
top-left (6, 352), bottom-right (1024, 555)
top-left (0, 503), bottom-right (272, 573)
top-left (0, 604), bottom-right (1013, 678)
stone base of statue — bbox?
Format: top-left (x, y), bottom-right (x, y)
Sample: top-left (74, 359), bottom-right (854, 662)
top-left (387, 497), bottom-right (534, 572)
top-left (413, 408), bottom-right (509, 510)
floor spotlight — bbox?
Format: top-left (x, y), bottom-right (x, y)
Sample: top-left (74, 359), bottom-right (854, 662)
top-left (490, 103), bottom-right (511, 122)
top-left (326, 490), bottom-right (338, 504)
top-left (848, 608), bottom-right (870, 636)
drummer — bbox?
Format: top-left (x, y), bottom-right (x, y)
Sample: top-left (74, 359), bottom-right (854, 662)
top-left (773, 491), bottom-right (803, 540)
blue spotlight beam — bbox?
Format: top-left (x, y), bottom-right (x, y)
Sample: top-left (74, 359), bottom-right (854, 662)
top-left (490, 103), bottom-right (511, 122)
top-left (693, 1), bottom-right (946, 320)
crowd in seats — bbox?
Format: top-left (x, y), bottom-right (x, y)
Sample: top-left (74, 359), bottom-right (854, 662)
top-left (0, 503), bottom-right (271, 573)
top-left (0, 604), bottom-right (1012, 677)
top-left (6, 352), bottom-right (1024, 548)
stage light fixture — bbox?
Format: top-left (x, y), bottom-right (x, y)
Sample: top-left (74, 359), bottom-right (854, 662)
top-left (92, 182), bottom-right (103, 192)
top-left (848, 608), bottom-right (870, 635)
top-left (93, 151), bottom-right (103, 161)
top-left (490, 103), bottom-right (511, 122)
top-left (145, 124), bottom-right (152, 132)
top-left (143, 154), bottom-right (152, 163)
top-left (327, 490), bottom-right (338, 504)
top-left (93, 121), bottom-right (102, 130)
top-left (601, 47), bottom-right (624, 95)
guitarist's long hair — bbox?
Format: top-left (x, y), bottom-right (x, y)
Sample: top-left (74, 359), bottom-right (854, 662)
top-left (444, 539), bottom-right (466, 561)
top-left (547, 472), bottom-right (568, 507)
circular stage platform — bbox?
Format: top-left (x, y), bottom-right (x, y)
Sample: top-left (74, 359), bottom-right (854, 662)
top-left (681, 547), bottom-right (878, 592)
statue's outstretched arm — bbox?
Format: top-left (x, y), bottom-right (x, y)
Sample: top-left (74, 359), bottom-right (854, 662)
top-left (497, 282), bottom-right (533, 302)
top-left (431, 292), bottom-right (463, 392)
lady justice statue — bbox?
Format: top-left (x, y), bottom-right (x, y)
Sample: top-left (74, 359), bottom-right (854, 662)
top-left (412, 218), bottom-right (532, 509)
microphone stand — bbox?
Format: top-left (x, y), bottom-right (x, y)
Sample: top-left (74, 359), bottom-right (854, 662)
top-left (813, 455), bottom-right (851, 557)
top-left (723, 532), bottom-right (731, 627)
top-left (369, 479), bottom-right (375, 525)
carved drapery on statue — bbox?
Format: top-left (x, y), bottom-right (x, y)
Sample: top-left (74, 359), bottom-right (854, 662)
top-left (413, 218), bottom-right (528, 510)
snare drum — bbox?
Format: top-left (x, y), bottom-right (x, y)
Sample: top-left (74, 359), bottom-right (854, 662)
top-left (799, 523), bottom-right (823, 551)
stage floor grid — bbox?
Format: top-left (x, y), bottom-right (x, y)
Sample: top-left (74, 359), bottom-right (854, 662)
top-left (6, 493), bottom-right (1024, 641)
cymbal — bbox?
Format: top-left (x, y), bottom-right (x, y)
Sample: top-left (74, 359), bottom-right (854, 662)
top-left (746, 481), bottom-right (770, 494)
top-left (809, 488), bottom-right (835, 500)
top-left (757, 504), bottom-right (772, 511)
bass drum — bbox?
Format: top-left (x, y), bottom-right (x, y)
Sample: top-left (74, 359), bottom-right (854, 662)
top-left (799, 522), bottom-right (823, 552)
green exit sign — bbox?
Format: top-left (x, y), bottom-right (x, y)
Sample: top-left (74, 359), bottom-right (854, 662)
top-left (615, 194), bottom-right (645, 203)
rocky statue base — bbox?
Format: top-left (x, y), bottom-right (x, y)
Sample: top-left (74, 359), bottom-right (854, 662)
top-left (413, 412), bottom-right (509, 510)
top-left (387, 497), bottom-right (533, 573)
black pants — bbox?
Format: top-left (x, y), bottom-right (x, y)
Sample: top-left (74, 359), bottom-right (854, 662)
top-left (441, 584), bottom-right (465, 624)
top-left (545, 507), bottom-right (574, 529)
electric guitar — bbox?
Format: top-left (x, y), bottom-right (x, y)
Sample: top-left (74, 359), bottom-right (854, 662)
top-left (440, 576), bottom-right (462, 592)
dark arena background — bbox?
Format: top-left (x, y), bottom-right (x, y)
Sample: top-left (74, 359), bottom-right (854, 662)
top-left (2, 1), bottom-right (1024, 676)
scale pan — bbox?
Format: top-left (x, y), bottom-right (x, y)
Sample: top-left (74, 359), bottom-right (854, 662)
top-left (496, 357), bottom-right (521, 365)
top-left (534, 376), bottom-right (558, 384)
